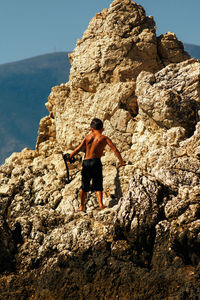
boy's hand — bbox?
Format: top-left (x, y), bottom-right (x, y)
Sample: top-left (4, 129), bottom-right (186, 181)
top-left (117, 161), bottom-right (126, 168)
top-left (63, 153), bottom-right (70, 161)
top-left (63, 153), bottom-right (76, 164)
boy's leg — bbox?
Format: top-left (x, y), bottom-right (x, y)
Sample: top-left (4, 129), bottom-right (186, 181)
top-left (96, 191), bottom-right (106, 209)
top-left (78, 189), bottom-right (87, 211)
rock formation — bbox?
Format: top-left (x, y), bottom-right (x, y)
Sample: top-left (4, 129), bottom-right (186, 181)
top-left (0, 0), bottom-right (200, 299)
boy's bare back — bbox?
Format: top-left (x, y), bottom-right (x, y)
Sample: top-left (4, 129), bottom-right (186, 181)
top-left (84, 131), bottom-right (108, 159)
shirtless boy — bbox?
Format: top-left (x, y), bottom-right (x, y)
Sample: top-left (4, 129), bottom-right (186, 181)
top-left (69, 118), bottom-right (126, 212)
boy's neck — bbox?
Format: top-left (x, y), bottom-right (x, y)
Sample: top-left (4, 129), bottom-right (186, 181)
top-left (91, 128), bottom-right (103, 134)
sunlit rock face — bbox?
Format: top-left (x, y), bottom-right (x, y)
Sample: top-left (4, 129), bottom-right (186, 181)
top-left (1, 0), bottom-right (200, 299)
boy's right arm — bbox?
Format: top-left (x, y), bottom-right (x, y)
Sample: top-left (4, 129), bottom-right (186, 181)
top-left (69, 138), bottom-right (86, 159)
top-left (106, 137), bottom-right (126, 166)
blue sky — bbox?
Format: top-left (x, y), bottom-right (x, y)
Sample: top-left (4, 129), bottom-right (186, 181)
top-left (1, 0), bottom-right (199, 64)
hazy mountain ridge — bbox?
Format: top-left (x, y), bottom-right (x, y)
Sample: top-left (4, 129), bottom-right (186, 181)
top-left (0, 44), bottom-right (199, 165)
top-left (184, 43), bottom-right (200, 59)
top-left (0, 52), bottom-right (70, 164)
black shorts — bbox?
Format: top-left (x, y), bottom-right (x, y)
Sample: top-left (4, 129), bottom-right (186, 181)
top-left (81, 158), bottom-right (103, 192)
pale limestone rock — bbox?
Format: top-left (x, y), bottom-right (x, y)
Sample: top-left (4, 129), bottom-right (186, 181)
top-left (69, 0), bottom-right (159, 92)
top-left (136, 59), bottom-right (200, 136)
top-left (157, 32), bottom-right (190, 66)
top-left (0, 184), bottom-right (12, 196)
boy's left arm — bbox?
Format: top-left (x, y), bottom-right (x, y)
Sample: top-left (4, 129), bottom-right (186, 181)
top-left (106, 137), bottom-right (126, 166)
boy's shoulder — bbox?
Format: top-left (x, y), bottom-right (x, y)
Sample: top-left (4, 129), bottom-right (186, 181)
top-left (97, 133), bottom-right (108, 139)
top-left (85, 132), bottom-right (93, 139)
top-left (100, 134), bottom-right (111, 144)
top-left (101, 133), bottom-right (110, 139)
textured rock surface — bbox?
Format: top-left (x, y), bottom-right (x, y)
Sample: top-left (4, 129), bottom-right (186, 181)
top-left (136, 59), bottom-right (200, 136)
top-left (1, 0), bottom-right (200, 299)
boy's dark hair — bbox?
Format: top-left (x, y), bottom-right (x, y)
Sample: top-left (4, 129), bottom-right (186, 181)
top-left (90, 118), bottom-right (103, 130)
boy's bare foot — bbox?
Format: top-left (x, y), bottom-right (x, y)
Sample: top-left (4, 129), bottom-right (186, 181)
top-left (99, 205), bottom-right (107, 210)
top-left (78, 206), bottom-right (85, 212)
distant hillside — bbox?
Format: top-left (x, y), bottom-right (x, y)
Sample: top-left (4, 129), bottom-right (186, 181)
top-left (0, 52), bottom-right (70, 165)
top-left (184, 43), bottom-right (200, 59)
